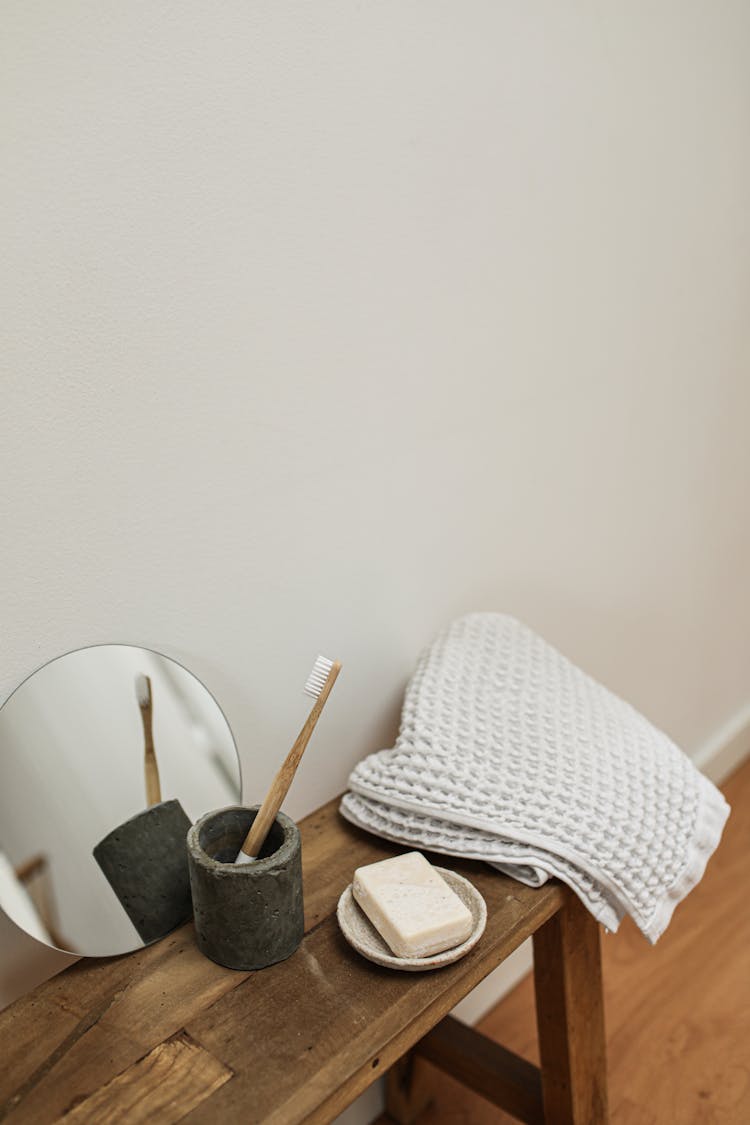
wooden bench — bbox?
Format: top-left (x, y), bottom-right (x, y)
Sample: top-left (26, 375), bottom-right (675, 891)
top-left (0, 797), bottom-right (608, 1124)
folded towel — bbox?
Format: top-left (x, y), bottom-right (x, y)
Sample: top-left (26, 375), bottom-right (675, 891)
top-left (341, 614), bottom-right (730, 941)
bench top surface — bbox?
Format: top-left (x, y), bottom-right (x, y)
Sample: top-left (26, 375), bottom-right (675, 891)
top-left (0, 796), bottom-right (564, 1124)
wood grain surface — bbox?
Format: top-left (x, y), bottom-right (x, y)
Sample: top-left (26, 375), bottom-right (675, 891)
top-left (59, 1034), bottom-right (231, 1123)
top-left (0, 796), bottom-right (565, 1124)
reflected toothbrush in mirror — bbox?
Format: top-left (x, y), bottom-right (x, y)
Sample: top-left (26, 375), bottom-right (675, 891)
top-left (136, 674), bottom-right (161, 807)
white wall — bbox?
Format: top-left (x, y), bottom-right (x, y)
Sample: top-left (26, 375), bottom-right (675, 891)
top-left (1, 0), bottom-right (749, 1100)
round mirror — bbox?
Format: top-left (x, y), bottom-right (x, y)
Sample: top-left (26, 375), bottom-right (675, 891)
top-left (0, 645), bottom-right (241, 957)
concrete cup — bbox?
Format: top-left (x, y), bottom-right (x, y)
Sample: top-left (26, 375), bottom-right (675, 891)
top-left (187, 805), bottom-right (304, 970)
top-left (93, 798), bottom-right (193, 944)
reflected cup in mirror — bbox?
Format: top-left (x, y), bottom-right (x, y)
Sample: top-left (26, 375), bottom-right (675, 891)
top-left (0, 645), bottom-right (241, 957)
top-left (92, 798), bottom-right (193, 944)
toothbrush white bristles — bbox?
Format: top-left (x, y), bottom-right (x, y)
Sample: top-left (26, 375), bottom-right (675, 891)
top-left (235, 653), bottom-right (341, 864)
top-left (304, 655), bottom-right (335, 699)
top-left (135, 674), bottom-right (151, 707)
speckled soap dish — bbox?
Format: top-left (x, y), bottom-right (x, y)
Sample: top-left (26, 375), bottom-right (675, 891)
top-left (337, 867), bottom-right (487, 971)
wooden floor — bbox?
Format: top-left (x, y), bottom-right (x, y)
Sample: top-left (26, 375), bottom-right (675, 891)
top-left (402, 759), bottom-right (750, 1124)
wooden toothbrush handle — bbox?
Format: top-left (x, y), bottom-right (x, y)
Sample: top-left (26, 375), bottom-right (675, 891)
top-left (241, 661), bottom-right (341, 858)
top-left (144, 747), bottom-right (162, 807)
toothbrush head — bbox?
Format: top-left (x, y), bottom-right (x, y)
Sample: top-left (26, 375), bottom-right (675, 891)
top-left (304, 655), bottom-right (337, 699)
top-left (135, 674), bottom-right (152, 709)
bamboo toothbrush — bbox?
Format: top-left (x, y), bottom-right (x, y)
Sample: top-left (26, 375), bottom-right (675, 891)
top-left (136, 674), bottom-right (162, 807)
top-left (235, 655), bottom-right (341, 865)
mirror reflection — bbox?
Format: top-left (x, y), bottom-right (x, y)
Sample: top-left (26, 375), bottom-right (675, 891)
top-left (0, 645), bottom-right (241, 956)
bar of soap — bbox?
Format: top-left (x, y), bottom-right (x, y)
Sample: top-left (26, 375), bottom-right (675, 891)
top-left (352, 852), bottom-right (474, 958)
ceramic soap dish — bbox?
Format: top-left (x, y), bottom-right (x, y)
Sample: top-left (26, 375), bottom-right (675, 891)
top-left (337, 867), bottom-right (487, 971)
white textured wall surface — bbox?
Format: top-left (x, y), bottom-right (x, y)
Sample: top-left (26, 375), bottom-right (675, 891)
top-left (1, 0), bottom-right (749, 1090)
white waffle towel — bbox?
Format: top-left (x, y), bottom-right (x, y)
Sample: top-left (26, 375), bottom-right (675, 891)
top-left (341, 614), bottom-right (730, 941)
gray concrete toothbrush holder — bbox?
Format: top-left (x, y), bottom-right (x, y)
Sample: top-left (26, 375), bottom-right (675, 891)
top-left (187, 805), bottom-right (304, 971)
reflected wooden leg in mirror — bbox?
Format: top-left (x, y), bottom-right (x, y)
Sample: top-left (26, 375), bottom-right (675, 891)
top-left (14, 854), bottom-right (68, 951)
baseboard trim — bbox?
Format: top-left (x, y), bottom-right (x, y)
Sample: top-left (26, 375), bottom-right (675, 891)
top-left (692, 703), bottom-right (750, 787)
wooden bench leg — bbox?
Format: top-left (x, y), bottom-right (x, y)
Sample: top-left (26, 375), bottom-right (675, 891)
top-left (387, 1017), bottom-right (545, 1124)
top-left (413, 1016), bottom-right (544, 1124)
top-left (533, 892), bottom-right (609, 1124)
top-left (385, 1051), bottom-right (433, 1124)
